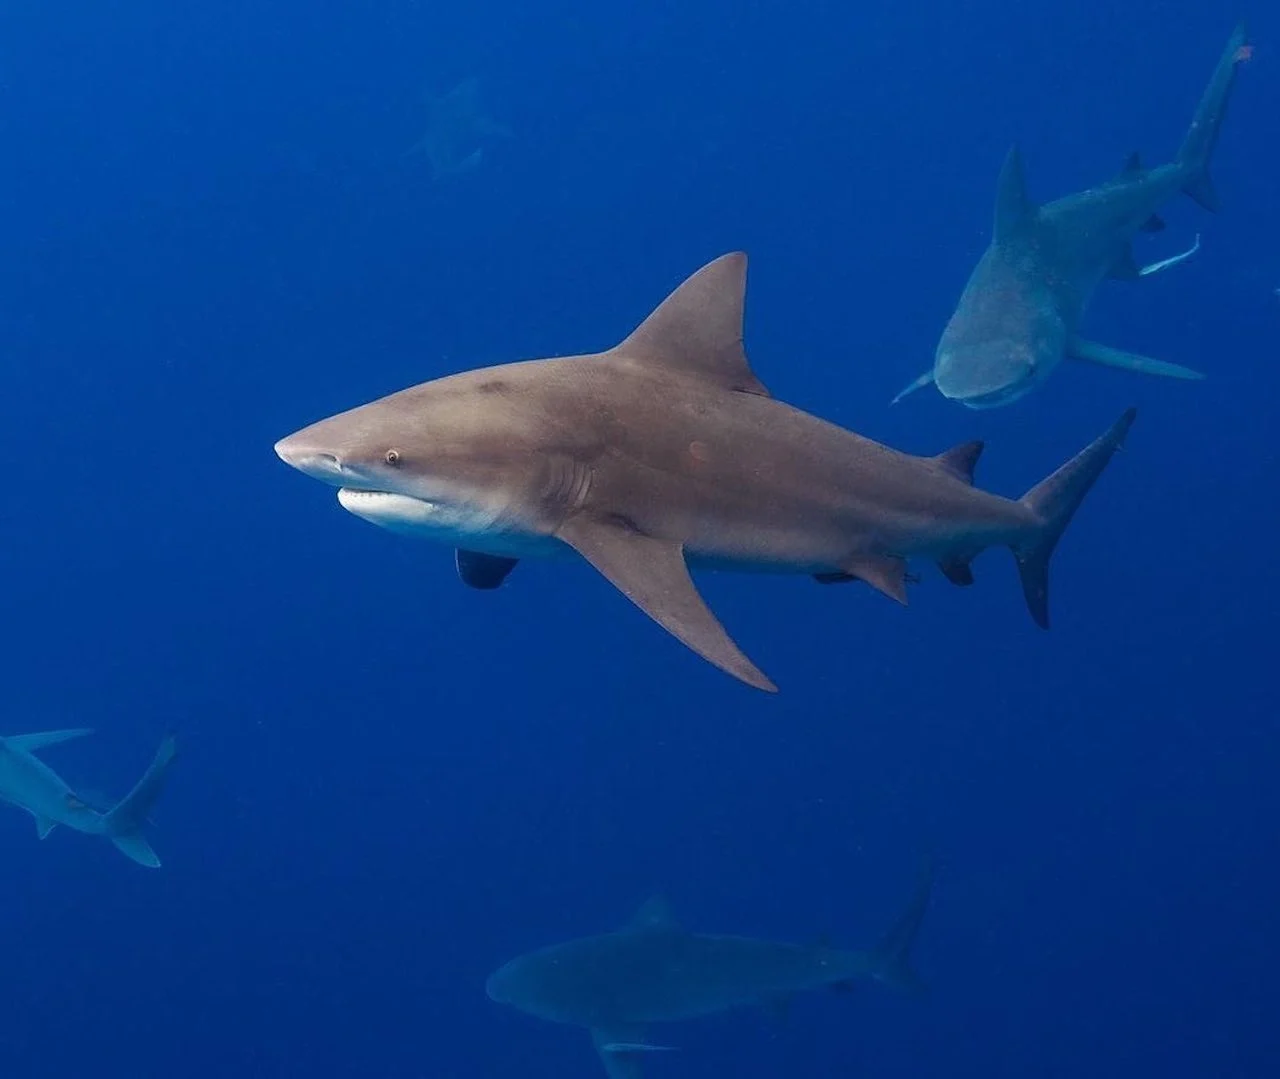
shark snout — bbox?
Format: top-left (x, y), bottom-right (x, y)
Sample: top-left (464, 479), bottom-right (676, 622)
top-left (273, 436), bottom-right (346, 484)
top-left (934, 343), bottom-right (1046, 409)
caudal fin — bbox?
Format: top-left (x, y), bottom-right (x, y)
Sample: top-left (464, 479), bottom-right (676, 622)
top-left (103, 733), bottom-right (177, 867)
top-left (868, 858), bottom-right (933, 992)
top-left (1175, 23), bottom-right (1249, 212)
top-left (1014, 409), bottom-right (1136, 628)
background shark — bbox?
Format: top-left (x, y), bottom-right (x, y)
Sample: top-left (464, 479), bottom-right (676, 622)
top-left (894, 23), bottom-right (1249, 409)
top-left (486, 862), bottom-right (931, 1079)
top-left (0, 730), bottom-right (177, 867)
top-left (275, 252), bottom-right (1137, 693)
top-left (405, 77), bottom-right (512, 180)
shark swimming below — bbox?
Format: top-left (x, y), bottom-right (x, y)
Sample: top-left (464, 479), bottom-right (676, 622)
top-left (275, 252), bottom-right (1137, 693)
top-left (0, 729), bottom-right (177, 867)
top-left (894, 23), bottom-right (1250, 409)
top-left (486, 863), bottom-right (931, 1079)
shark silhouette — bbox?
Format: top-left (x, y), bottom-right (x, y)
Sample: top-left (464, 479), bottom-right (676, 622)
top-left (406, 77), bottom-right (512, 179)
top-left (895, 23), bottom-right (1249, 408)
top-left (487, 862), bottom-right (932, 1078)
top-left (0, 729), bottom-right (176, 867)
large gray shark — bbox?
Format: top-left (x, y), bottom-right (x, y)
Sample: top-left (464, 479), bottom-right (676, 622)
top-left (274, 252), bottom-right (1136, 693)
top-left (894, 23), bottom-right (1250, 409)
top-left (0, 730), bottom-right (177, 867)
top-left (486, 863), bottom-right (931, 1079)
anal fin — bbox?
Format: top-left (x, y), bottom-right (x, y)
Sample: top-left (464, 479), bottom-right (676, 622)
top-left (938, 558), bottom-right (975, 586)
top-left (557, 515), bottom-right (777, 692)
top-left (1067, 336), bottom-right (1204, 380)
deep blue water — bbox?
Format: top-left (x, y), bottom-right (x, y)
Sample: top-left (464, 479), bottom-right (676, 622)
top-left (0, 1), bottom-right (1275, 1076)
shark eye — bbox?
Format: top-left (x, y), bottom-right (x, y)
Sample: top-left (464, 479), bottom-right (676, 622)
top-left (385, 449), bottom-right (401, 466)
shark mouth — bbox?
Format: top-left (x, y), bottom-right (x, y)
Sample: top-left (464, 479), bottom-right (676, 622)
top-left (336, 488), bottom-right (442, 528)
top-left (335, 487), bottom-right (520, 546)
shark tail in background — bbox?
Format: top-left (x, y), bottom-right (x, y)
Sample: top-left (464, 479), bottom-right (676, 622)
top-left (1175, 23), bottom-right (1249, 212)
top-left (102, 733), bottom-right (178, 868)
top-left (867, 857), bottom-right (934, 992)
top-left (1013, 409), bottom-right (1136, 629)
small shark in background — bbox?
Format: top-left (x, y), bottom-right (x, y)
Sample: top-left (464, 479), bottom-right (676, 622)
top-left (0, 730), bottom-right (177, 867)
top-left (406, 77), bottom-right (512, 179)
top-left (486, 863), bottom-right (932, 1079)
top-left (275, 252), bottom-right (1137, 693)
top-left (894, 23), bottom-right (1250, 409)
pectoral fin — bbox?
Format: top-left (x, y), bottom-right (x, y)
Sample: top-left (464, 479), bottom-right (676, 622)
top-left (1067, 337), bottom-right (1205, 380)
top-left (7, 729), bottom-right (94, 753)
top-left (891, 370), bottom-right (934, 405)
top-left (591, 1028), bottom-right (675, 1079)
top-left (34, 816), bottom-right (56, 839)
top-left (557, 515), bottom-right (776, 692)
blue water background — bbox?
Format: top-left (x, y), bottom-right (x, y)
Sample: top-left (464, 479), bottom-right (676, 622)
top-left (0, 1), bottom-right (1275, 1076)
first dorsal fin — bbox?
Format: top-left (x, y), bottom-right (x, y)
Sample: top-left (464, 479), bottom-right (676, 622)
top-left (1121, 151), bottom-right (1144, 176)
top-left (933, 440), bottom-right (984, 485)
top-left (612, 253), bottom-right (770, 397)
top-left (993, 145), bottom-right (1036, 243)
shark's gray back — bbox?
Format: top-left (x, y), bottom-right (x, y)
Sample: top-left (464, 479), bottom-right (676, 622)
top-left (1038, 162), bottom-right (1188, 295)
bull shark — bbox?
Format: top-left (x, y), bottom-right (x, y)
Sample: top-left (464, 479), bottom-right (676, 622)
top-left (486, 863), bottom-right (932, 1079)
top-left (0, 729), bottom-right (177, 867)
top-left (274, 252), bottom-right (1137, 693)
top-left (894, 23), bottom-right (1250, 409)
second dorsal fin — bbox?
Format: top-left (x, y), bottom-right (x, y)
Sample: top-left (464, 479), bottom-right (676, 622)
top-left (612, 253), bottom-right (770, 396)
top-left (934, 440), bottom-right (984, 484)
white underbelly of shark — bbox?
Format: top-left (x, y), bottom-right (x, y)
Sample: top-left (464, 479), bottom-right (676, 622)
top-left (337, 488), bottom-right (856, 576)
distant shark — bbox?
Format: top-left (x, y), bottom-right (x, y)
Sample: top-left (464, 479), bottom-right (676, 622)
top-left (275, 252), bottom-right (1136, 693)
top-left (406, 77), bottom-right (512, 180)
top-left (486, 863), bottom-right (932, 1079)
top-left (894, 23), bottom-right (1250, 409)
top-left (0, 730), bottom-right (177, 867)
